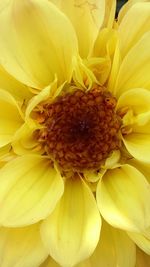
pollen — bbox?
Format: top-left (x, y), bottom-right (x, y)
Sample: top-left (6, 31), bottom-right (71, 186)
top-left (36, 87), bottom-right (122, 171)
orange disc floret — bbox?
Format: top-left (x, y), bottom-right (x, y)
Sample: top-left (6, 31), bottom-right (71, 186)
top-left (36, 87), bottom-right (122, 171)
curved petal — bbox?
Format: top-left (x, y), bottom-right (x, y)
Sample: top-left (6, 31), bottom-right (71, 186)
top-left (128, 228), bottom-right (150, 255)
top-left (115, 32), bottom-right (150, 97)
top-left (102, 0), bottom-right (116, 28)
top-left (51, 0), bottom-right (105, 58)
top-left (25, 78), bottom-right (63, 119)
top-left (117, 89), bottom-right (150, 162)
top-left (83, 170), bottom-right (100, 183)
top-left (0, 143), bottom-right (16, 169)
top-left (118, 0), bottom-right (149, 24)
top-left (107, 40), bottom-right (121, 95)
top-left (123, 133), bottom-right (150, 163)
top-left (0, 0), bottom-right (78, 88)
top-left (0, 66), bottom-right (32, 101)
top-left (0, 89), bottom-right (23, 147)
top-left (0, 145), bottom-right (13, 169)
top-left (97, 164), bottom-right (150, 232)
top-left (0, 144), bottom-right (12, 161)
top-left (0, 155), bottom-right (64, 227)
top-left (0, 223), bottom-right (48, 267)
top-left (72, 56), bottom-right (97, 89)
top-left (117, 88), bottom-right (150, 115)
top-left (93, 28), bottom-right (120, 92)
top-left (12, 122), bottom-right (40, 155)
top-left (84, 57), bottom-right (111, 85)
top-left (128, 159), bottom-right (150, 184)
top-left (136, 247), bottom-right (150, 267)
top-left (76, 220), bottom-right (136, 267)
top-left (118, 2), bottom-right (150, 58)
top-left (93, 28), bottom-right (118, 58)
top-left (41, 177), bottom-right (101, 267)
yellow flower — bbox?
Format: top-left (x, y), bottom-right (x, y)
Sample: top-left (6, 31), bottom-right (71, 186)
top-left (0, 0), bottom-right (150, 267)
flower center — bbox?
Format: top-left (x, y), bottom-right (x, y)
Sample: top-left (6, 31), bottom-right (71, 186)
top-left (36, 87), bottom-right (122, 171)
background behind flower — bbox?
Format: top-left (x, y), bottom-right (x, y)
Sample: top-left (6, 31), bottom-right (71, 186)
top-left (117, 0), bottom-right (127, 15)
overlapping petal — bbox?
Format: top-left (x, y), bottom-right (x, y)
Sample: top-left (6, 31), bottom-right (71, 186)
top-left (118, 2), bottom-right (150, 58)
top-left (41, 177), bottom-right (101, 267)
top-left (118, 0), bottom-right (149, 24)
top-left (0, 89), bottom-right (23, 147)
top-left (0, 0), bottom-right (78, 89)
top-left (0, 223), bottom-right (48, 267)
top-left (0, 144), bottom-right (14, 169)
top-left (76, 220), bottom-right (136, 267)
top-left (41, 220), bottom-right (136, 267)
top-left (102, 0), bottom-right (116, 28)
top-left (117, 89), bottom-right (150, 162)
top-left (128, 159), bottom-right (150, 184)
top-left (97, 164), bottom-right (150, 232)
top-left (12, 122), bottom-right (39, 155)
top-left (123, 134), bottom-right (150, 163)
top-left (93, 28), bottom-right (118, 59)
top-left (0, 155), bottom-right (64, 226)
top-left (117, 88), bottom-right (150, 115)
top-left (93, 28), bottom-right (120, 93)
top-left (128, 228), bottom-right (150, 255)
top-left (115, 32), bottom-right (150, 96)
top-left (0, 66), bottom-right (32, 101)
top-left (50, 0), bottom-right (105, 58)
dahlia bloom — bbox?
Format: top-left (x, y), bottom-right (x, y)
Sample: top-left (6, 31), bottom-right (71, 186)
top-left (0, 0), bottom-right (150, 266)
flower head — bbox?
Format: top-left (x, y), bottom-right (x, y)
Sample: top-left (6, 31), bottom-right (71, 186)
top-left (0, 0), bottom-right (150, 266)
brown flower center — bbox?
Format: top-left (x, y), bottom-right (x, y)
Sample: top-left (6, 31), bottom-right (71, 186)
top-left (36, 87), bottom-right (122, 171)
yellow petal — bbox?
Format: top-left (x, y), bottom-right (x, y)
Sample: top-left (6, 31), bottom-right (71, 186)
top-left (93, 28), bottom-right (119, 92)
top-left (0, 144), bottom-right (12, 161)
top-left (0, 155), bottom-right (64, 227)
top-left (41, 177), bottom-right (101, 267)
top-left (51, 0), bottom-right (105, 58)
top-left (128, 228), bottom-right (150, 255)
top-left (0, 0), bottom-right (78, 88)
top-left (83, 170), bottom-right (100, 183)
top-left (76, 220), bottom-right (136, 267)
top-left (102, 150), bottom-right (121, 169)
top-left (118, 0), bottom-right (149, 24)
top-left (0, 223), bottom-right (48, 267)
top-left (84, 57), bottom-right (111, 85)
top-left (123, 133), bottom-right (150, 163)
top-left (72, 56), bottom-right (97, 90)
top-left (0, 143), bottom-right (16, 169)
top-left (117, 90), bottom-right (150, 136)
top-left (93, 28), bottom-right (118, 59)
top-left (102, 0), bottom-right (116, 28)
top-left (12, 122), bottom-right (39, 155)
top-left (117, 88), bottom-right (150, 114)
top-left (107, 40), bottom-right (121, 95)
top-left (0, 66), bottom-right (32, 101)
top-left (115, 32), bottom-right (150, 96)
top-left (25, 78), bottom-right (63, 119)
top-left (136, 247), bottom-right (150, 267)
top-left (97, 164), bottom-right (150, 232)
top-left (118, 3), bottom-right (150, 58)
top-left (0, 89), bottom-right (23, 147)
top-left (116, 88), bottom-right (150, 124)
top-left (128, 159), bottom-right (150, 184)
